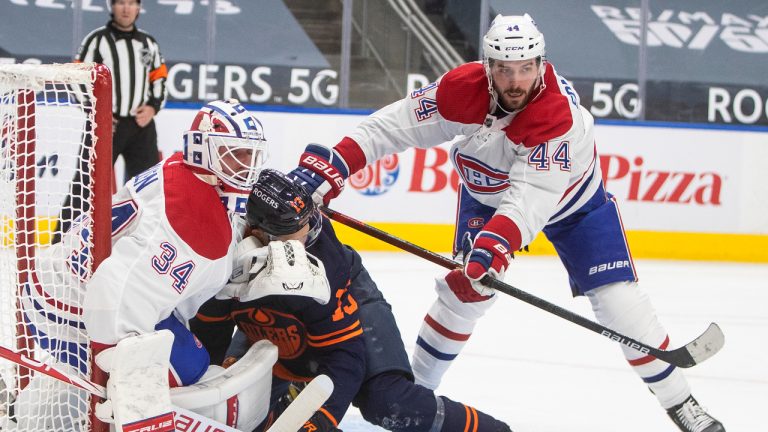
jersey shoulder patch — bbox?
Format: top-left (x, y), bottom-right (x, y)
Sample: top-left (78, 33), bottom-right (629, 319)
top-left (436, 62), bottom-right (490, 125)
top-left (162, 155), bottom-right (232, 260)
top-left (504, 63), bottom-right (574, 148)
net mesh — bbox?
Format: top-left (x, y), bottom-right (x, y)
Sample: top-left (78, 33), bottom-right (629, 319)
top-left (0, 63), bottom-right (105, 431)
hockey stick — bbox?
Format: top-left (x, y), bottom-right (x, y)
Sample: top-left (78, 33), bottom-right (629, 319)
top-left (266, 374), bottom-right (334, 432)
top-left (321, 206), bottom-right (724, 368)
top-left (0, 342), bottom-right (330, 432)
top-left (0, 343), bottom-right (239, 432)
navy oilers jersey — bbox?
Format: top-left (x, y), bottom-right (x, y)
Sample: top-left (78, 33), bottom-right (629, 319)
top-left (192, 217), bottom-right (366, 423)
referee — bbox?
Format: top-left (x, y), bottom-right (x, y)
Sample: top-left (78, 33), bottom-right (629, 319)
top-left (77, 0), bottom-right (167, 183)
top-left (53, 0), bottom-right (166, 242)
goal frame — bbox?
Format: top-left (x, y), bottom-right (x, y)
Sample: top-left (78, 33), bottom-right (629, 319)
top-left (5, 62), bottom-right (113, 432)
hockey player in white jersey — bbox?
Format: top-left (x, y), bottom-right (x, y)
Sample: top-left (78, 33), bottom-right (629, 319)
top-left (17, 99), bottom-right (273, 431)
top-left (289, 14), bottom-right (725, 432)
top-left (82, 98), bottom-right (267, 386)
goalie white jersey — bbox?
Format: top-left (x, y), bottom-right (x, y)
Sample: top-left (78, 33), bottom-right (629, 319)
top-left (81, 153), bottom-right (236, 344)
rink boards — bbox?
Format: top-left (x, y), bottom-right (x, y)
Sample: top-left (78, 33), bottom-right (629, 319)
top-left (150, 107), bottom-right (768, 263)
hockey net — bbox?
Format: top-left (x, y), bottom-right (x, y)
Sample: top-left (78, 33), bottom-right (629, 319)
top-left (0, 63), bottom-right (112, 431)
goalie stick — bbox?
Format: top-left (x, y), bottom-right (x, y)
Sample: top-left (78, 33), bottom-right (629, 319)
top-left (321, 206), bottom-right (724, 368)
top-left (0, 343), bottom-right (329, 432)
top-left (265, 374), bottom-right (334, 432)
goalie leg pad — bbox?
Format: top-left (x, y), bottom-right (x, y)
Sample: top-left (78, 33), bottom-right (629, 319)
top-left (171, 340), bottom-right (277, 431)
top-left (411, 275), bottom-right (497, 390)
top-left (155, 314), bottom-right (210, 386)
top-left (586, 281), bottom-right (691, 408)
top-left (95, 330), bottom-right (175, 430)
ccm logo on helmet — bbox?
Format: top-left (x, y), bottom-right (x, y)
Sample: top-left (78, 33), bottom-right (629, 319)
top-left (252, 189), bottom-right (279, 209)
top-left (301, 155), bottom-right (346, 188)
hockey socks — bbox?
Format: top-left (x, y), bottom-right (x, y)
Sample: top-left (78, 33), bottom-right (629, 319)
top-left (586, 281), bottom-right (691, 408)
top-left (439, 396), bottom-right (511, 432)
top-left (353, 372), bottom-right (511, 431)
top-left (412, 276), bottom-right (496, 389)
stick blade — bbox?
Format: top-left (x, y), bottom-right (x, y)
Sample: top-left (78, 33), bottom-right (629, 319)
top-left (266, 374), bottom-right (334, 432)
top-left (683, 322), bottom-right (725, 366)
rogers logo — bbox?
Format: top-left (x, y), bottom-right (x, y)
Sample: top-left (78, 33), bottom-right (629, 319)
top-left (349, 155), bottom-right (400, 196)
top-left (600, 155), bottom-right (723, 205)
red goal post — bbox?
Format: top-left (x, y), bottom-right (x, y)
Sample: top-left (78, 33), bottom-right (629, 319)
top-left (0, 63), bottom-right (112, 432)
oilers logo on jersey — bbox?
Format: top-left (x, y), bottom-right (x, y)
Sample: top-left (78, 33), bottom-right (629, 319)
top-left (235, 308), bottom-right (305, 359)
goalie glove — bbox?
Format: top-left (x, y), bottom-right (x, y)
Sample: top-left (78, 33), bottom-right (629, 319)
top-left (218, 236), bottom-right (269, 300)
top-left (245, 240), bottom-right (331, 304)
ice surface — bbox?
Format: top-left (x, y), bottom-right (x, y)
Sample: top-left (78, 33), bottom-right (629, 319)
top-left (338, 253), bottom-right (767, 431)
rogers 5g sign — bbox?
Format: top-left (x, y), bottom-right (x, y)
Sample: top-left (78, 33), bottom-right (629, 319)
top-left (167, 63), bottom-right (339, 107)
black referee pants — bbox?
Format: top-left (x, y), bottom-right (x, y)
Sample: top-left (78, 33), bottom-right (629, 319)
top-left (113, 117), bottom-right (160, 185)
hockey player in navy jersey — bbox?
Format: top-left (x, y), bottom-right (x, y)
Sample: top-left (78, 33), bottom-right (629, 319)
top-left (191, 169), bottom-right (512, 432)
top-left (287, 13), bottom-right (724, 432)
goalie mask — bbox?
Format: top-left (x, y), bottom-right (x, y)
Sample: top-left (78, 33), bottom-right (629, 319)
top-left (246, 168), bottom-right (321, 243)
top-left (183, 99), bottom-right (268, 190)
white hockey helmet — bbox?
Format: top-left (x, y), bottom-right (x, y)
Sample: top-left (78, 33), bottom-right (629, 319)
top-left (182, 99), bottom-right (268, 190)
top-left (482, 14), bottom-right (545, 62)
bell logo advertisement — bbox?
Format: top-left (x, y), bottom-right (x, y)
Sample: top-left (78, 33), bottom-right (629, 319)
top-left (348, 155), bottom-right (401, 196)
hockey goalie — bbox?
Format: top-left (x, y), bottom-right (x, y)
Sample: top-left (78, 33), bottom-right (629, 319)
top-left (8, 99), bottom-right (285, 431)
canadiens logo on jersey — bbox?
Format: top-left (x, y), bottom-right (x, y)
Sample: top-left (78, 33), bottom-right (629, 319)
top-left (452, 150), bottom-right (509, 194)
top-left (233, 307), bottom-right (306, 359)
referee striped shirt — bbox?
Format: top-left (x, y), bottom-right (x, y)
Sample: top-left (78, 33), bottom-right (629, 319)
top-left (76, 21), bottom-right (167, 118)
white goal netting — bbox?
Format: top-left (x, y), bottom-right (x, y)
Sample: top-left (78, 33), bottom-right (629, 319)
top-left (0, 63), bottom-right (112, 432)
